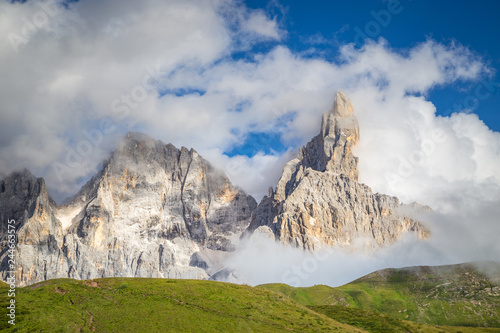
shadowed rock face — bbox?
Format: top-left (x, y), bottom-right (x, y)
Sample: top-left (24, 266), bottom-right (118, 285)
top-left (0, 134), bottom-right (256, 286)
top-left (245, 91), bottom-right (430, 251)
top-left (0, 170), bottom-right (64, 286)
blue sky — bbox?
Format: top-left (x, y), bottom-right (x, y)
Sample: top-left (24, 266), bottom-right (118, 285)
top-left (226, 0), bottom-right (500, 158)
top-left (1, 0), bottom-right (499, 205)
top-left (260, 0), bottom-right (500, 126)
top-left (281, 0), bottom-right (500, 125)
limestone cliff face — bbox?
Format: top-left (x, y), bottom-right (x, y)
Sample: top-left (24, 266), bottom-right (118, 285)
top-left (0, 170), bottom-right (65, 286)
top-left (0, 134), bottom-right (256, 286)
top-left (61, 133), bottom-right (257, 281)
top-left (245, 91), bottom-right (430, 250)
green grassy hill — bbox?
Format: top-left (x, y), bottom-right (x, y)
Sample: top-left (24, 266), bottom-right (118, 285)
top-left (309, 305), bottom-right (500, 333)
top-left (0, 277), bottom-right (364, 333)
top-left (1, 262), bottom-right (499, 332)
top-left (259, 262), bottom-right (500, 329)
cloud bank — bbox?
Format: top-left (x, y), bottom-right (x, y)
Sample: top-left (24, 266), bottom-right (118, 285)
top-left (225, 200), bottom-right (500, 287)
top-left (1, 0), bottom-right (499, 286)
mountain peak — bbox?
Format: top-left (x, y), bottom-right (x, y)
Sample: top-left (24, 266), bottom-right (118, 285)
top-left (1, 168), bottom-right (42, 198)
top-left (292, 90), bottom-right (360, 180)
top-left (245, 91), bottom-right (429, 250)
top-left (4, 168), bottom-right (36, 181)
top-left (332, 91), bottom-right (354, 118)
top-left (123, 131), bottom-right (154, 143)
top-left (1, 131), bottom-right (257, 286)
top-left (117, 132), bottom-right (198, 160)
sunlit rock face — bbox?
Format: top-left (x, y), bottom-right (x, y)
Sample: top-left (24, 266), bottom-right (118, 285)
top-left (245, 91), bottom-right (430, 251)
top-left (0, 91), bottom-right (431, 286)
top-left (0, 133), bottom-right (256, 286)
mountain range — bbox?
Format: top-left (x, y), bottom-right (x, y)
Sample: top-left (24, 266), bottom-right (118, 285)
top-left (0, 92), bottom-right (430, 286)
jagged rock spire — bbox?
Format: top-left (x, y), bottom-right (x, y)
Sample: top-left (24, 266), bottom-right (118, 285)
top-left (245, 91), bottom-right (429, 251)
top-left (296, 90), bottom-right (360, 181)
top-left (332, 91), bottom-right (354, 117)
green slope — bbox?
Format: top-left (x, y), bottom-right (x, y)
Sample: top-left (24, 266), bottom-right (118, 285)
top-left (309, 305), bottom-right (500, 333)
top-left (1, 262), bottom-right (498, 332)
top-left (0, 278), bottom-right (364, 333)
top-left (259, 262), bottom-right (500, 329)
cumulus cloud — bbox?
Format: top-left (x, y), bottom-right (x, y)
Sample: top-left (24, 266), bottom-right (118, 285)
top-left (0, 0), bottom-right (499, 285)
top-left (0, 0), bottom-right (282, 199)
top-left (224, 192), bottom-right (500, 287)
top-left (1, 0), bottom-right (492, 201)
top-left (216, 39), bottom-right (499, 287)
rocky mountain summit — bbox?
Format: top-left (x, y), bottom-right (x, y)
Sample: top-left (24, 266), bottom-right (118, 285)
top-left (245, 91), bottom-right (430, 250)
top-left (0, 134), bottom-right (256, 286)
top-left (1, 91), bottom-right (430, 286)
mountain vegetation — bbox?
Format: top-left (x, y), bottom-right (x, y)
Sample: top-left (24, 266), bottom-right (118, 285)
top-left (259, 262), bottom-right (500, 330)
top-left (1, 262), bottom-right (499, 332)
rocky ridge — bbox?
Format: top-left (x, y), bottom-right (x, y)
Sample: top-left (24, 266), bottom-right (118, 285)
top-left (1, 91), bottom-right (430, 286)
top-left (245, 91), bottom-right (430, 250)
top-left (0, 133), bottom-right (256, 286)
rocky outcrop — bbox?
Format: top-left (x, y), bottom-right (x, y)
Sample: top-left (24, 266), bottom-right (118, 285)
top-left (0, 133), bottom-right (256, 286)
top-left (0, 170), bottom-right (66, 286)
top-left (245, 91), bottom-right (430, 250)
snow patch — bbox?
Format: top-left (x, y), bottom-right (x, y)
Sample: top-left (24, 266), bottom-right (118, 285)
top-left (55, 205), bottom-right (82, 231)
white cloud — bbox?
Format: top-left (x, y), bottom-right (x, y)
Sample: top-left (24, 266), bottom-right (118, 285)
top-left (0, 0), bottom-right (280, 197)
top-left (224, 192), bottom-right (500, 287)
top-left (241, 10), bottom-right (281, 40)
top-left (0, 0), bottom-right (499, 284)
top-left (0, 1), bottom-right (495, 205)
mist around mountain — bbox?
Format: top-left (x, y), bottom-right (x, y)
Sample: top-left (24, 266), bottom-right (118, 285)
top-left (0, 92), bottom-right (435, 288)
